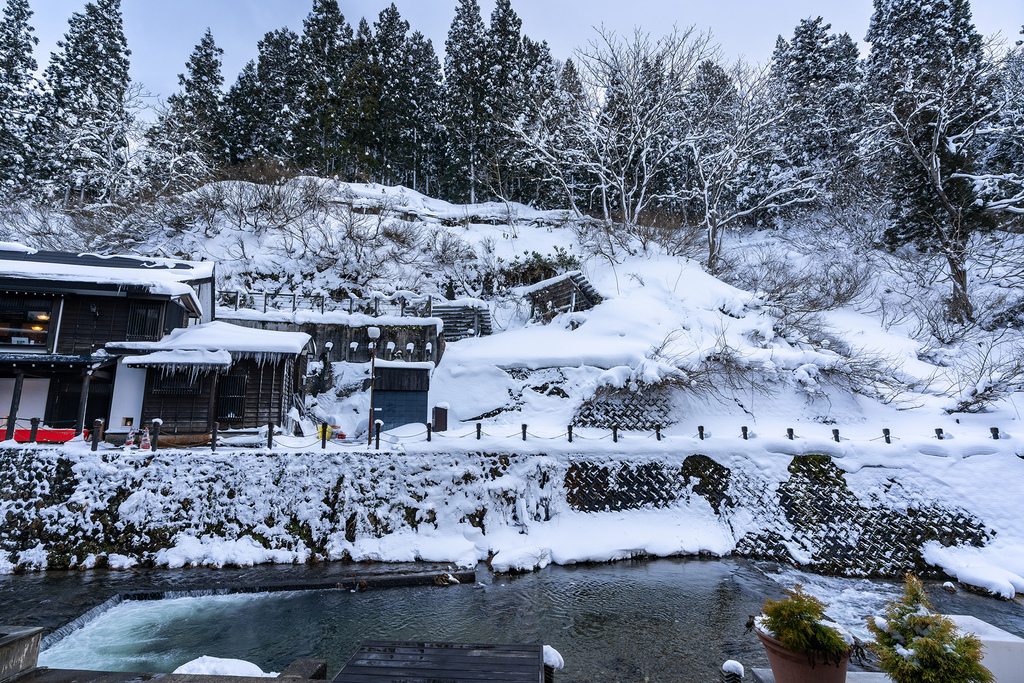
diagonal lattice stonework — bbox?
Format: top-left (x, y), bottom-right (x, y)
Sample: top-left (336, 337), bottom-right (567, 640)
top-left (573, 385), bottom-right (677, 430)
top-left (564, 454), bottom-right (991, 577)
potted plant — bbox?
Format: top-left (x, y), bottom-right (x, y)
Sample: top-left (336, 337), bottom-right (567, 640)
top-left (866, 574), bottom-right (992, 683)
top-left (751, 585), bottom-right (855, 683)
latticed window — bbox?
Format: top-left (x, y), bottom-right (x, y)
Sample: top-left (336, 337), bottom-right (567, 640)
top-left (126, 301), bottom-right (163, 341)
top-left (152, 372), bottom-right (202, 395)
top-left (217, 375), bottom-right (247, 421)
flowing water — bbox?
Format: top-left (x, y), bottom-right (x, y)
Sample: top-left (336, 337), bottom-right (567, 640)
top-left (12, 558), bottom-right (1024, 683)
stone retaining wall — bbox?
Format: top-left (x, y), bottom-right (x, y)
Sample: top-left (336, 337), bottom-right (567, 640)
top-left (0, 448), bottom-right (994, 577)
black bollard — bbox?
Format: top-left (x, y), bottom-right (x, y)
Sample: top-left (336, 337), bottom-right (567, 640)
top-left (476, 423), bottom-right (482, 440)
top-left (522, 424), bottom-right (527, 441)
top-left (612, 426), bottom-right (618, 443)
top-left (266, 423), bottom-right (273, 449)
top-left (321, 422), bottom-right (328, 449)
top-left (832, 428), bottom-right (840, 443)
top-left (741, 426), bottom-right (748, 440)
top-left (375, 422), bottom-right (381, 450)
top-left (698, 425), bottom-right (705, 440)
top-left (935, 428), bottom-right (944, 440)
top-left (787, 428), bottom-right (794, 440)
top-left (151, 420), bottom-right (161, 452)
top-left (567, 425), bottom-right (573, 443)
top-left (211, 422), bottom-right (219, 452)
top-left (656, 425), bottom-right (661, 441)
top-left (90, 418), bottom-right (102, 452)
top-left (427, 423), bottom-right (432, 442)
top-left (883, 428), bottom-right (891, 444)
top-left (991, 427), bottom-right (1000, 440)
top-left (29, 417), bottom-right (39, 444)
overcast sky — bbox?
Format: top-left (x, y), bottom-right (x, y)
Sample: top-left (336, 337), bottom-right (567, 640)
top-left (31, 0), bottom-right (1024, 102)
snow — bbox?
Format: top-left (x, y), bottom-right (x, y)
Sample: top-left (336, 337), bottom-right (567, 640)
top-left (543, 645), bottom-right (564, 670)
top-left (154, 535), bottom-right (307, 569)
top-left (220, 308), bottom-right (444, 333)
top-left (0, 244), bottom-right (211, 314)
top-left (112, 321), bottom-right (311, 357)
top-left (124, 349), bottom-right (233, 369)
top-left (172, 656), bottom-right (276, 677)
top-left (923, 541), bottom-right (1024, 599)
top-left (721, 660), bottom-right (744, 676)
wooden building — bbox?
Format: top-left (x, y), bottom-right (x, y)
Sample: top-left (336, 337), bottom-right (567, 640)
top-left (518, 271), bottom-right (603, 322)
top-left (0, 244), bottom-right (311, 440)
top-left (107, 322), bottom-right (311, 435)
top-left (370, 360), bottom-right (433, 432)
top-left (0, 244), bottom-right (214, 437)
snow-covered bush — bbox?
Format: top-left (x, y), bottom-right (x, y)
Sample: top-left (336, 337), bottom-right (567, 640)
top-left (866, 575), bottom-right (992, 683)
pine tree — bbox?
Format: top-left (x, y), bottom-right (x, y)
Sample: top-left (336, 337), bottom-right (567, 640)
top-left (770, 17), bottom-right (863, 198)
top-left (442, 0), bottom-right (487, 203)
top-left (406, 30), bottom-right (442, 195)
top-left (480, 0), bottom-right (524, 198)
top-left (166, 28), bottom-right (224, 152)
top-left (221, 60), bottom-right (263, 165)
top-left (338, 17), bottom-right (380, 178)
top-left (144, 28), bottom-right (222, 196)
top-left (372, 3), bottom-right (411, 184)
top-left (43, 0), bottom-right (134, 204)
top-left (866, 0), bottom-right (998, 321)
top-left (294, 0), bottom-right (352, 174)
top-left (0, 0), bottom-right (47, 194)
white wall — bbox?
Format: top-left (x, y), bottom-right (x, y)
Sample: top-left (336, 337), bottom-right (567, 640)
top-left (0, 378), bottom-right (50, 425)
top-left (107, 361), bottom-right (147, 433)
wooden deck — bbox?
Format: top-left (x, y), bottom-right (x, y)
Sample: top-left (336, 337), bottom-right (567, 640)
top-left (331, 641), bottom-right (545, 683)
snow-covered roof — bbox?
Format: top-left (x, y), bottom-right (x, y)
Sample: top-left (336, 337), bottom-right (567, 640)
top-left (0, 244), bottom-right (215, 317)
top-left (109, 321), bottom-right (311, 362)
top-left (124, 349), bottom-right (233, 370)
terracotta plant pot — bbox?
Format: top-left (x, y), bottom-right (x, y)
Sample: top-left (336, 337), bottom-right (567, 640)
top-left (756, 628), bottom-right (850, 683)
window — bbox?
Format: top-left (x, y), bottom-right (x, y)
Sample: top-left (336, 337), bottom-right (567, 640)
top-left (152, 372), bottom-right (202, 395)
top-left (0, 295), bottom-right (53, 347)
top-left (217, 375), bottom-right (247, 421)
top-left (127, 301), bottom-right (163, 341)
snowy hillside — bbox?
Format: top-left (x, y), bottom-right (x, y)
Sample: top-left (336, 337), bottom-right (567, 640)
top-left (101, 177), bottom-right (1024, 436)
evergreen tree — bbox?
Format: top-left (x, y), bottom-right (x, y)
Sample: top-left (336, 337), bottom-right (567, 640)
top-left (480, 0), bottom-right (524, 197)
top-left (372, 3), bottom-right (411, 184)
top-left (442, 0), bottom-right (487, 203)
top-left (770, 18), bottom-right (863, 199)
top-left (165, 28), bottom-right (224, 152)
top-left (294, 0), bottom-right (352, 174)
top-left (338, 17), bottom-right (380, 178)
top-left (145, 29), bottom-right (223, 196)
top-left (221, 60), bottom-right (263, 165)
top-left (405, 30), bottom-right (443, 195)
top-left (866, 0), bottom-right (998, 321)
top-left (43, 0), bottom-right (134, 204)
top-left (0, 0), bottom-right (47, 194)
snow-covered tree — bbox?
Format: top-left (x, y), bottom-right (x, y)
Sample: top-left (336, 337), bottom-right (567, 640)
top-left (165, 28), bottom-right (224, 152)
top-left (865, 0), bottom-right (1000, 322)
top-left (0, 0), bottom-right (47, 195)
top-left (770, 17), bottom-right (863, 194)
top-left (675, 61), bottom-right (819, 272)
top-left (480, 0), bottom-right (524, 198)
top-left (442, 0), bottom-right (488, 203)
top-left (43, 0), bottom-right (135, 205)
top-left (405, 30), bottom-right (443, 195)
top-left (294, 0), bottom-right (352, 174)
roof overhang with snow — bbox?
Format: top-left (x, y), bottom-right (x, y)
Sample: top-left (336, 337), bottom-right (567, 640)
top-left (108, 321), bottom-right (312, 370)
top-left (0, 244), bottom-right (214, 318)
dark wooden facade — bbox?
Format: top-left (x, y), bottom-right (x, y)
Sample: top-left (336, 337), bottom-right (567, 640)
top-left (55, 295), bottom-right (188, 355)
top-left (524, 272), bottom-right (603, 322)
top-left (139, 355), bottom-right (307, 434)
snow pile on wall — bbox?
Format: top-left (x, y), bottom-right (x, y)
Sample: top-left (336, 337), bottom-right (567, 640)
top-left (2, 438), bottom-right (1023, 598)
